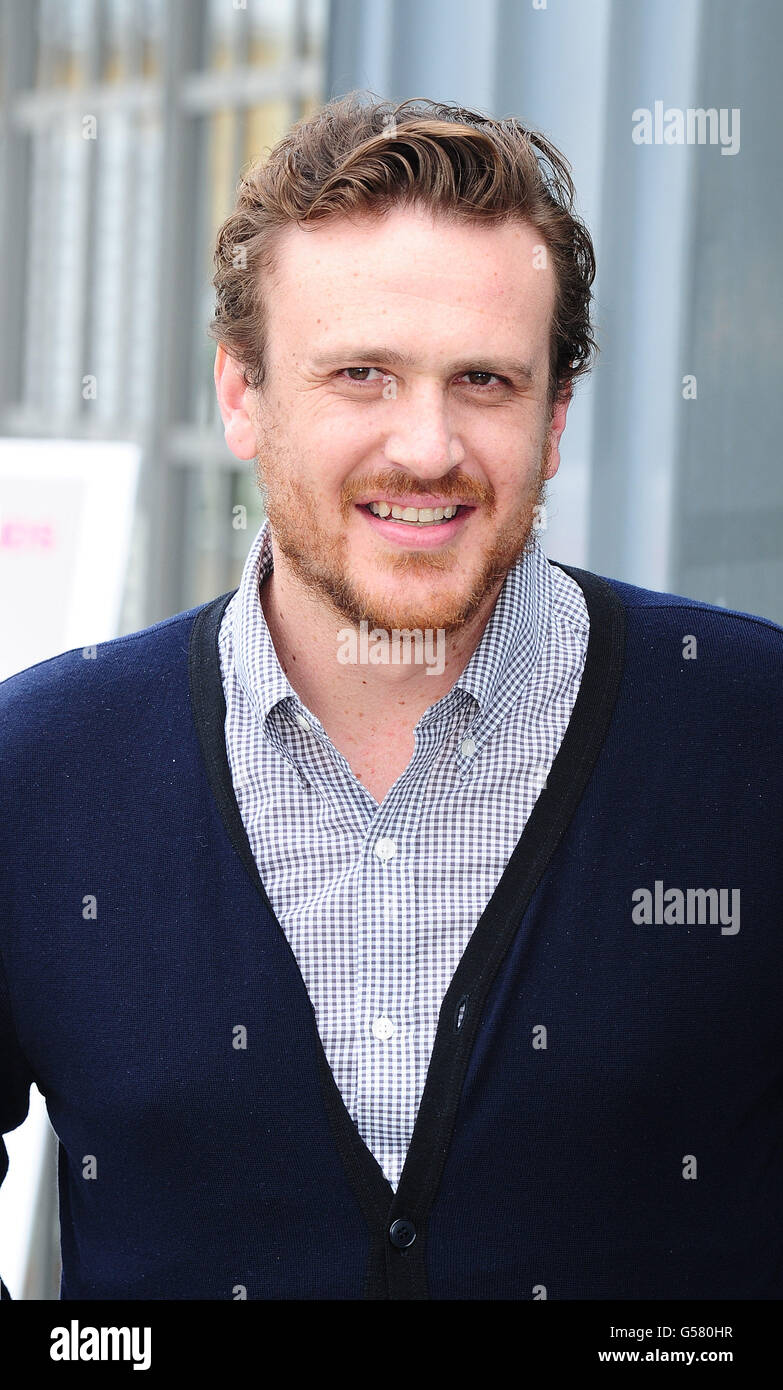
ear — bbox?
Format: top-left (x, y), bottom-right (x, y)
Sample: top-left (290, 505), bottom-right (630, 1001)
top-left (543, 383), bottom-right (572, 481)
top-left (214, 345), bottom-right (258, 461)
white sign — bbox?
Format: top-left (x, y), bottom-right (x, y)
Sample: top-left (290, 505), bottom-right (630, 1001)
top-left (0, 437), bottom-right (139, 680)
top-left (0, 435), bottom-right (140, 1297)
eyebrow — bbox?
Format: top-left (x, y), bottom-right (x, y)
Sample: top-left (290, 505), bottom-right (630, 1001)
top-left (307, 347), bottom-right (537, 386)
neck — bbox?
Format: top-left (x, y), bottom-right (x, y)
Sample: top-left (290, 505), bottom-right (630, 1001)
top-left (258, 545), bottom-right (506, 738)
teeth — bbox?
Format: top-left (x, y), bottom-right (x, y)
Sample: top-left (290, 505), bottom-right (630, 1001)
top-left (368, 502), bottom-right (459, 524)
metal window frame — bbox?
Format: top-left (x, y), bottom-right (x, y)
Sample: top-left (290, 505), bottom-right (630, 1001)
top-left (0, 0), bottom-right (325, 625)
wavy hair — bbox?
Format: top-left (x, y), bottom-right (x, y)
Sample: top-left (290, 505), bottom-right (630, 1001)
top-left (207, 91), bottom-right (598, 411)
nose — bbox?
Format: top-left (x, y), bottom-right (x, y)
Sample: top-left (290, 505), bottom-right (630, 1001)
top-left (383, 382), bottom-right (465, 476)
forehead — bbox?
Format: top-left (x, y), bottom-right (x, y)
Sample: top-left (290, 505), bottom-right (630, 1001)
top-left (267, 204), bottom-right (556, 359)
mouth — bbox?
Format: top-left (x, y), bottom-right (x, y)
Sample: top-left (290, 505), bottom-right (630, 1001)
top-left (356, 500), bottom-right (474, 546)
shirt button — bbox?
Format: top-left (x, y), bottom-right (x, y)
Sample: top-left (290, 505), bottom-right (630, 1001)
top-left (372, 1016), bottom-right (396, 1041)
top-left (389, 1219), bottom-right (416, 1249)
top-left (295, 713), bottom-right (314, 732)
top-left (374, 836), bottom-right (397, 862)
top-left (460, 737), bottom-right (476, 757)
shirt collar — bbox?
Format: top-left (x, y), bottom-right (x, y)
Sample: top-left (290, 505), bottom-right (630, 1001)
top-left (451, 533), bottom-right (554, 719)
top-left (230, 518), bottom-right (297, 732)
top-left (229, 517), bottom-right (554, 737)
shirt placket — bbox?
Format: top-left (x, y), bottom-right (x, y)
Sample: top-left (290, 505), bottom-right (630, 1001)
top-left (353, 713), bottom-right (458, 1189)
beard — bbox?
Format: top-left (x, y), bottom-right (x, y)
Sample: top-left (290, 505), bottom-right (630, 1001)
top-left (253, 414), bottom-right (551, 635)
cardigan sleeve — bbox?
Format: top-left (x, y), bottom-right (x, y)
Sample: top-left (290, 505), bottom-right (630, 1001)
top-left (0, 944), bottom-right (35, 1300)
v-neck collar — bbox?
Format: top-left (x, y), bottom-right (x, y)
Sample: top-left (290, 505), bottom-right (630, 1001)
top-left (187, 558), bottom-right (627, 1299)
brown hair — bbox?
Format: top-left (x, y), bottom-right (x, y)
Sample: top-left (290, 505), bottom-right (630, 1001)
top-left (207, 91), bottom-right (598, 412)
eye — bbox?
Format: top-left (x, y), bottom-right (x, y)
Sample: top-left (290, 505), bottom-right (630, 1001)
top-left (336, 366), bottom-right (512, 391)
top-left (338, 367), bottom-right (386, 383)
top-left (460, 371), bottom-right (507, 389)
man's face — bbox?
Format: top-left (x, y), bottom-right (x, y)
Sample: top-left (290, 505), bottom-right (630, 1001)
top-left (228, 204), bottom-right (569, 633)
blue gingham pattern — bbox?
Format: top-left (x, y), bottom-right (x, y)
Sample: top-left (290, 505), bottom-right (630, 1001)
top-left (218, 518), bottom-right (589, 1191)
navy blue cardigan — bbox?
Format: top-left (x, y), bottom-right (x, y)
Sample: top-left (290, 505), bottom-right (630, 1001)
top-left (1, 562), bottom-right (782, 1300)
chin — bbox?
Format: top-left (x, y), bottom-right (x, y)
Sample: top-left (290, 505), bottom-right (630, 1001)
top-left (352, 585), bottom-right (476, 636)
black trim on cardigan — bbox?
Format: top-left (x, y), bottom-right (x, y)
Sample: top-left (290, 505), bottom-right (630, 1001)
top-left (188, 559), bottom-right (627, 1300)
top-left (188, 590), bottom-right (394, 1298)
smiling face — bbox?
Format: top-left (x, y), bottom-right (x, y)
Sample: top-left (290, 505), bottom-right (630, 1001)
top-left (229, 203), bottom-right (570, 634)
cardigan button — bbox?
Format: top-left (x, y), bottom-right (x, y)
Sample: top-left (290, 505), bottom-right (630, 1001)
top-left (389, 1219), bottom-right (416, 1249)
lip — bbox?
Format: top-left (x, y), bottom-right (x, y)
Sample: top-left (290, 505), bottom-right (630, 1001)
top-left (356, 501), bottom-right (473, 547)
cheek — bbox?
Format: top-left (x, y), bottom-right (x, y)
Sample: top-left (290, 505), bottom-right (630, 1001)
top-left (308, 432), bottom-right (377, 491)
top-left (467, 411), bottom-right (538, 462)
top-left (319, 412), bottom-right (379, 460)
top-left (485, 466), bottom-right (543, 519)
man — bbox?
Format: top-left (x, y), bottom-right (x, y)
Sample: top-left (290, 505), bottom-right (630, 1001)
top-left (1, 93), bottom-right (781, 1301)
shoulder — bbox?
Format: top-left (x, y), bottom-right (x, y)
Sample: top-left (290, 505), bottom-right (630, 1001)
top-left (0, 602), bottom-right (198, 707)
top-left (0, 596), bottom-right (230, 776)
top-left (553, 559), bottom-right (783, 660)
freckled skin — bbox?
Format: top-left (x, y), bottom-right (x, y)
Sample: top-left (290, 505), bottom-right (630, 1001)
top-left (214, 204), bottom-right (572, 802)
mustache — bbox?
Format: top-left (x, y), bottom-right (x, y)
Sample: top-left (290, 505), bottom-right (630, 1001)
top-left (341, 470), bottom-right (496, 509)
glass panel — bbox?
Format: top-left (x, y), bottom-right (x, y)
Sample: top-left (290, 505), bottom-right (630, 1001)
top-left (89, 111), bottom-right (131, 422)
top-left (16, 0), bottom-right (325, 628)
top-left (138, 0), bottom-right (164, 80)
top-left (35, 0), bottom-right (65, 88)
top-left (301, 0), bottom-right (328, 62)
top-left (671, 0), bottom-right (783, 621)
top-left (101, 0), bottom-right (131, 84)
top-left (296, 91), bottom-right (324, 123)
top-left (36, 0), bottom-right (92, 90)
top-left (208, 0), bottom-right (244, 70)
top-left (208, 107), bottom-right (239, 228)
top-left (244, 99), bottom-right (290, 165)
top-left (185, 463), bottom-right (268, 604)
top-left (181, 465), bottom-right (237, 605)
top-left (229, 465), bottom-right (267, 585)
top-left (23, 118), bottom-right (89, 421)
top-left (127, 109), bottom-right (163, 425)
top-left (190, 95), bottom-right (294, 432)
top-left (23, 127), bottom-right (55, 411)
top-left (207, 0), bottom-right (297, 70)
top-left (249, 0), bottom-right (295, 68)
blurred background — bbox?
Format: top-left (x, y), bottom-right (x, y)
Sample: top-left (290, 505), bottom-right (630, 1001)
top-left (0, 0), bottom-right (781, 1297)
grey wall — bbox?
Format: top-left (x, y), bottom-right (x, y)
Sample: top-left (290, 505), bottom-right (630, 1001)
top-left (670, 0), bottom-right (783, 621)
